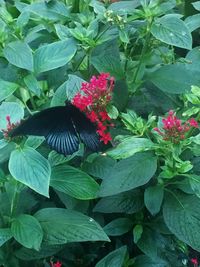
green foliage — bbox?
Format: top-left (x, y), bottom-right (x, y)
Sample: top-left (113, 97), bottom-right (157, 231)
top-left (0, 0), bottom-right (200, 266)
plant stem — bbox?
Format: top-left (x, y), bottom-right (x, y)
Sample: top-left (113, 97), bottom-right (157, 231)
top-left (10, 182), bottom-right (21, 221)
top-left (132, 21), bottom-right (153, 88)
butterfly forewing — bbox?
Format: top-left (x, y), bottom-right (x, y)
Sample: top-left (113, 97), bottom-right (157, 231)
top-left (10, 106), bottom-right (80, 155)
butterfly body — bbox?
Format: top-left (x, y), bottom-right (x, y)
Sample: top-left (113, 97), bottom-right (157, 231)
top-left (10, 103), bottom-right (100, 156)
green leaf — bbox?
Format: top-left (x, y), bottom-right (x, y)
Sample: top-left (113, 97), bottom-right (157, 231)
top-left (133, 224), bottom-right (143, 243)
top-left (148, 64), bottom-right (200, 94)
top-left (99, 152), bottom-right (157, 197)
top-left (103, 218), bottom-right (133, 236)
top-left (151, 14), bottom-right (192, 50)
top-left (34, 208), bottom-right (110, 244)
top-left (0, 228), bottom-right (12, 247)
top-left (50, 165), bottom-right (99, 200)
top-left (94, 189), bottom-right (144, 214)
top-left (11, 214), bottom-right (43, 250)
top-left (82, 155), bottom-right (116, 179)
top-left (192, 1), bottom-right (200, 11)
top-left (24, 74), bottom-right (41, 97)
top-left (95, 246), bottom-right (127, 267)
top-left (134, 255), bottom-right (167, 267)
top-left (186, 174), bottom-right (200, 198)
top-left (91, 39), bottom-right (124, 80)
top-left (163, 191), bottom-right (200, 251)
top-left (34, 39), bottom-right (77, 74)
top-left (0, 143), bottom-right (15, 164)
top-left (144, 185), bottom-right (164, 215)
top-left (107, 105), bottom-right (119, 119)
top-left (0, 102), bottom-right (24, 130)
top-left (137, 227), bottom-right (168, 260)
top-left (51, 75), bottom-right (85, 107)
top-left (26, 1), bottom-right (70, 21)
top-left (15, 244), bottom-right (62, 261)
top-left (25, 136), bottom-right (45, 149)
top-left (9, 147), bottom-right (51, 197)
top-left (107, 137), bottom-right (154, 159)
top-left (108, 1), bottom-right (140, 14)
top-left (186, 47), bottom-right (200, 74)
top-left (55, 24), bottom-right (70, 40)
top-left (112, 80), bottom-right (128, 111)
top-left (3, 41), bottom-right (33, 71)
top-left (185, 14), bottom-right (200, 32)
top-left (0, 79), bottom-right (18, 102)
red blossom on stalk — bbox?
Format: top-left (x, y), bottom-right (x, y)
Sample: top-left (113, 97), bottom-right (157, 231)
top-left (51, 261), bottom-right (62, 267)
top-left (1, 115), bottom-right (20, 139)
top-left (72, 73), bottom-right (114, 144)
top-left (153, 110), bottom-right (198, 143)
top-left (191, 258), bottom-right (198, 267)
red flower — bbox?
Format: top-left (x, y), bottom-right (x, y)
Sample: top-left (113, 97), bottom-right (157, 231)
top-left (191, 258), bottom-right (198, 267)
top-left (154, 110), bottom-right (199, 143)
top-left (51, 261), bottom-right (62, 267)
top-left (2, 115), bottom-right (20, 139)
top-left (188, 118), bottom-right (199, 128)
top-left (72, 73), bottom-right (114, 144)
top-left (100, 132), bottom-right (112, 144)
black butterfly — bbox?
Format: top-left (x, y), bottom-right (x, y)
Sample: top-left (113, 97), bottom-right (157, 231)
top-left (9, 102), bottom-right (100, 156)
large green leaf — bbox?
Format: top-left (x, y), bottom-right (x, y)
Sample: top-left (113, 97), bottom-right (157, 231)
top-left (107, 137), bottom-right (154, 159)
top-left (186, 47), bottom-right (200, 74)
top-left (137, 227), bottom-right (169, 261)
top-left (11, 214), bottom-right (43, 250)
top-left (34, 39), bottom-right (77, 73)
top-left (185, 14), bottom-right (200, 32)
top-left (151, 14), bottom-right (192, 49)
top-left (82, 155), bottom-right (116, 179)
top-left (0, 102), bottom-right (24, 130)
top-left (108, 1), bottom-right (140, 14)
top-left (0, 79), bottom-right (18, 102)
top-left (134, 255), bottom-right (167, 267)
top-left (91, 39), bottom-right (124, 80)
top-left (51, 75), bottom-right (84, 107)
top-left (103, 218), bottom-right (133, 236)
top-left (188, 175), bottom-right (200, 197)
top-left (34, 208), bottom-right (110, 244)
top-left (3, 41), bottom-right (33, 71)
top-left (94, 189), bottom-right (144, 214)
top-left (148, 64), bottom-right (200, 94)
top-left (99, 152), bottom-right (157, 197)
top-left (15, 244), bottom-right (63, 261)
top-left (50, 165), bottom-right (99, 200)
top-left (9, 146), bottom-right (51, 197)
top-left (26, 0), bottom-right (70, 21)
top-left (163, 191), bottom-right (200, 251)
top-left (0, 228), bottom-right (12, 247)
top-left (95, 246), bottom-right (127, 267)
top-left (144, 185), bottom-right (164, 215)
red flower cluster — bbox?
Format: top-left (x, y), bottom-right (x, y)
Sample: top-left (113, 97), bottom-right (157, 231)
top-left (154, 110), bottom-right (198, 143)
top-left (51, 261), bottom-right (62, 267)
top-left (2, 115), bottom-right (20, 139)
top-left (72, 73), bottom-right (114, 144)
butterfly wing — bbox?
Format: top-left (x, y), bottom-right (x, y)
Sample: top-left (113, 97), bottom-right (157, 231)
top-left (10, 106), bottom-right (79, 156)
top-left (69, 105), bottom-right (101, 152)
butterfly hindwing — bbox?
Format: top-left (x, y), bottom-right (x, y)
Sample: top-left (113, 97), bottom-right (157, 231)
top-left (45, 118), bottom-right (79, 156)
top-left (69, 105), bottom-right (100, 152)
